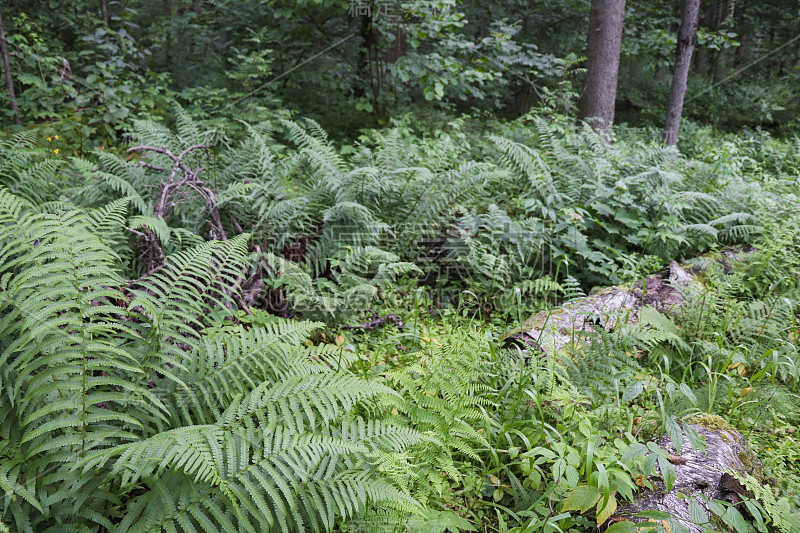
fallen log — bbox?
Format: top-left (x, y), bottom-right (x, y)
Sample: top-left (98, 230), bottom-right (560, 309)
top-left (342, 309), bottom-right (405, 331)
top-left (616, 417), bottom-right (763, 533)
top-left (503, 249), bottom-right (774, 532)
top-left (503, 249), bottom-right (746, 355)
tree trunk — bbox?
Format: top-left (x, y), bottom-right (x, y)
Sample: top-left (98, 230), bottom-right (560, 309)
top-left (663, 0), bottom-right (701, 146)
top-left (711, 0), bottom-right (732, 81)
top-left (162, 0), bottom-right (172, 65)
top-left (354, 10), bottom-right (374, 100)
top-left (578, 0), bottom-right (626, 136)
top-left (733, 0), bottom-right (749, 72)
top-left (0, 7), bottom-right (20, 126)
top-left (693, 0), bottom-right (716, 76)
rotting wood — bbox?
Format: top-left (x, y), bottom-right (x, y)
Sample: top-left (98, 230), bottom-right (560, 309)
top-left (503, 249), bottom-right (769, 532)
top-left (503, 248), bottom-right (748, 355)
top-left (342, 309), bottom-right (404, 331)
top-left (613, 420), bottom-right (762, 533)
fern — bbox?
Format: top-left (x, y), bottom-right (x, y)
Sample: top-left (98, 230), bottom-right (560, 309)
top-left (382, 332), bottom-right (493, 504)
top-left (69, 156), bottom-right (151, 215)
top-left (266, 247), bottom-right (419, 322)
top-left (736, 473), bottom-right (800, 533)
top-left (0, 189), bottom-right (420, 531)
top-left (0, 195), bottom-right (166, 528)
top-left (128, 235), bottom-right (250, 373)
top-left (490, 135), bottom-right (555, 199)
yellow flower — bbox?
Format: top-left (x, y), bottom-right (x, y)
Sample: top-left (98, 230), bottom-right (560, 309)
top-left (767, 448), bottom-right (772, 451)
top-left (54, 135), bottom-right (59, 140)
top-left (53, 149), bottom-right (59, 155)
top-left (47, 137), bottom-right (52, 142)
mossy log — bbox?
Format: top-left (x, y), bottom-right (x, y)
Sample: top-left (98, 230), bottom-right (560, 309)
top-left (503, 249), bottom-right (747, 355)
top-left (616, 418), bottom-right (762, 533)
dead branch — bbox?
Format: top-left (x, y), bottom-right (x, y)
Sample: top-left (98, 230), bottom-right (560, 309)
top-left (128, 143), bottom-right (230, 271)
top-left (342, 309), bottom-right (404, 331)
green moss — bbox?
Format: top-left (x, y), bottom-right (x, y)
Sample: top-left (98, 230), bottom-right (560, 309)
top-left (688, 414), bottom-right (735, 433)
top-left (739, 450), bottom-right (755, 471)
top-left (738, 444), bottom-right (765, 480)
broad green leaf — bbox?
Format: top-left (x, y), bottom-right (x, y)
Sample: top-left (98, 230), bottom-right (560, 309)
top-left (683, 423), bottom-right (706, 454)
top-left (668, 518), bottom-right (691, 533)
top-left (679, 383), bottom-right (698, 405)
top-left (565, 465), bottom-right (580, 487)
top-left (707, 499), bottom-right (726, 518)
top-left (666, 416), bottom-right (683, 454)
top-left (720, 507), bottom-right (750, 533)
top-left (562, 485), bottom-right (601, 514)
top-left (596, 493), bottom-right (618, 526)
top-left (744, 501), bottom-right (766, 533)
top-left (621, 443), bottom-right (648, 463)
top-left (413, 510), bottom-right (476, 533)
top-left (596, 460), bottom-right (610, 508)
top-left (657, 455), bottom-right (676, 492)
top-left (552, 457), bottom-right (567, 482)
top-left (636, 511), bottom-right (673, 521)
top-left (604, 522), bottom-right (639, 533)
top-left (688, 500), bottom-right (708, 528)
top-left (623, 381), bottom-right (645, 402)
top-left (525, 446), bottom-right (557, 460)
top-left (647, 442), bottom-right (670, 459)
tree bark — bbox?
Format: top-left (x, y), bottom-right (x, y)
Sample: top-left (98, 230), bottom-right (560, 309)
top-left (711, 0), bottom-right (733, 82)
top-left (0, 6), bottom-right (20, 126)
top-left (663, 0), bottom-right (701, 146)
top-left (162, 0), bottom-right (172, 65)
top-left (578, 0), bottom-right (626, 136)
top-left (693, 0), bottom-right (716, 76)
top-left (733, 0), bottom-right (749, 72)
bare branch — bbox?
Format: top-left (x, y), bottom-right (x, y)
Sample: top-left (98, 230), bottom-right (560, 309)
top-left (127, 143), bottom-right (228, 272)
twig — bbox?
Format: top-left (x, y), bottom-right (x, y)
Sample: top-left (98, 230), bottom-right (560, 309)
top-left (342, 309), bottom-right (404, 331)
top-left (128, 143), bottom-right (230, 270)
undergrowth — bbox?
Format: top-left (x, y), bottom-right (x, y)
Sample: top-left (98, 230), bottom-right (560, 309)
top-left (0, 112), bottom-right (798, 532)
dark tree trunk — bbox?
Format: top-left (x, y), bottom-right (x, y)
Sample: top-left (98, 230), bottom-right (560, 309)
top-left (734, 30), bottom-right (749, 72)
top-left (693, 1), bottom-right (716, 76)
top-left (354, 10), bottom-right (374, 100)
top-left (0, 7), bottom-right (20, 126)
top-left (711, 0), bottom-right (733, 81)
top-left (578, 0), bottom-right (626, 136)
top-left (663, 0), bottom-right (701, 146)
top-left (733, 0), bottom-right (749, 72)
top-left (163, 0), bottom-right (172, 65)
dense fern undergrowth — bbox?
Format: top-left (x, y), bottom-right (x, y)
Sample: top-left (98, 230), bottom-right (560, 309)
top-left (1, 110), bottom-right (799, 532)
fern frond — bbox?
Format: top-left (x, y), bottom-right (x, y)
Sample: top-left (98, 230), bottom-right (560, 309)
top-left (282, 119), bottom-right (346, 178)
top-left (69, 156), bottom-right (150, 215)
top-left (113, 427), bottom-right (418, 533)
top-left (490, 135), bottom-right (554, 197)
top-left (128, 235), bottom-right (250, 372)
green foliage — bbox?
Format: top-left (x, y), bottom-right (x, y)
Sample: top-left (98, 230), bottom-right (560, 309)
top-left (2, 9), bottom-right (171, 141)
top-left (0, 188), bottom-right (424, 531)
top-left (446, 116), bottom-right (760, 301)
top-left (0, 1), bottom-right (798, 533)
top-left (266, 246), bottom-right (421, 322)
top-left (2, 36), bottom-right (800, 530)
top-left (732, 474), bottom-right (800, 533)
top-left (381, 332), bottom-right (492, 504)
